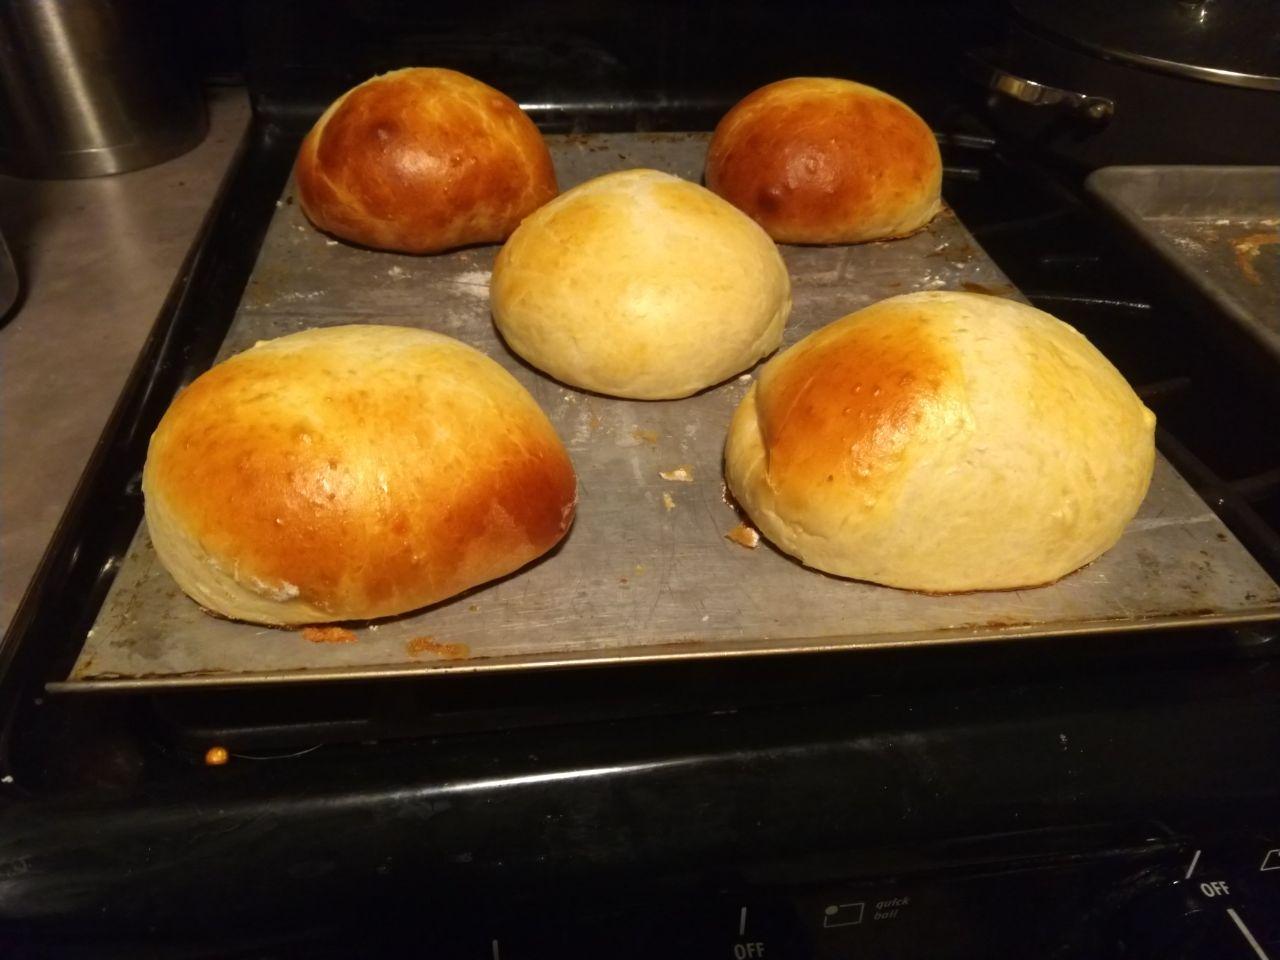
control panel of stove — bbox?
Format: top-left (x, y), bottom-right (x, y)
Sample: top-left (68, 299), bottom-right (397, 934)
top-left (706, 844), bottom-right (1279, 960)
top-left (402, 835), bottom-right (1280, 960)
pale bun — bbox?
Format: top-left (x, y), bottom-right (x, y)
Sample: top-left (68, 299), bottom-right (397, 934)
top-left (143, 325), bottom-right (577, 625)
top-left (295, 68), bottom-right (557, 254)
top-left (725, 291), bottom-right (1156, 592)
top-left (490, 169), bottom-right (791, 400)
top-left (707, 77), bottom-right (942, 244)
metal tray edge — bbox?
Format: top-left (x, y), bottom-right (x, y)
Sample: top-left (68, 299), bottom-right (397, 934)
top-left (1085, 165), bottom-right (1280, 363)
top-left (47, 605), bottom-right (1280, 693)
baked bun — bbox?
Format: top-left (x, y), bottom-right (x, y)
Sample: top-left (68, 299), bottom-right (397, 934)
top-left (725, 291), bottom-right (1156, 592)
top-left (706, 77), bottom-right (942, 244)
top-left (294, 68), bottom-right (557, 254)
top-left (490, 169), bottom-right (791, 400)
top-left (143, 325), bottom-right (576, 625)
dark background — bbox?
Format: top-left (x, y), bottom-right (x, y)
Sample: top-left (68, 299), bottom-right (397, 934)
top-left (181, 0), bottom-right (1003, 128)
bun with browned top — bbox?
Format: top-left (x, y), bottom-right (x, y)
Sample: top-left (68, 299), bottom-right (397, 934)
top-left (725, 291), bottom-right (1156, 592)
top-left (706, 77), bottom-right (942, 245)
top-left (143, 325), bottom-right (577, 625)
top-left (295, 68), bottom-right (557, 254)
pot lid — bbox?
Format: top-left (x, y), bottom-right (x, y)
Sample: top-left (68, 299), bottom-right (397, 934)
top-left (1012, 0), bottom-right (1280, 91)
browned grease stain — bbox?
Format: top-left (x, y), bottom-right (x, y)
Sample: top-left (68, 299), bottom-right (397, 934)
top-left (406, 635), bottom-right (470, 659)
top-left (1233, 232), bottom-right (1280, 285)
top-left (301, 626), bottom-right (358, 644)
top-left (631, 427), bottom-right (659, 444)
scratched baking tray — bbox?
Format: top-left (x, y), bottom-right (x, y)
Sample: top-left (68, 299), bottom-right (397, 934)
top-left (55, 135), bottom-right (1280, 691)
top-left (1087, 166), bottom-right (1280, 364)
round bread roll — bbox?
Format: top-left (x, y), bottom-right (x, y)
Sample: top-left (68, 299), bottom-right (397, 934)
top-left (725, 291), bottom-right (1156, 592)
top-left (490, 169), bottom-right (791, 400)
top-left (706, 77), bottom-right (942, 245)
top-left (143, 325), bottom-right (577, 625)
top-left (294, 68), bottom-right (557, 254)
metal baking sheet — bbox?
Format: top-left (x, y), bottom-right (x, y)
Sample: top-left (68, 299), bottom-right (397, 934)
top-left (57, 135), bottom-right (1280, 691)
top-left (1087, 165), bottom-right (1280, 363)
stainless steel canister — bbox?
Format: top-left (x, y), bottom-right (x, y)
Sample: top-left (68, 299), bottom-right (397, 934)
top-left (0, 0), bottom-right (208, 179)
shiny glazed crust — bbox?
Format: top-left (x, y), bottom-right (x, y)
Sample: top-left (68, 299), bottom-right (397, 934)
top-left (143, 326), bottom-right (577, 624)
top-left (725, 292), bottom-right (1157, 591)
top-left (707, 77), bottom-right (942, 244)
top-left (294, 68), bottom-right (557, 254)
top-left (490, 169), bottom-right (792, 400)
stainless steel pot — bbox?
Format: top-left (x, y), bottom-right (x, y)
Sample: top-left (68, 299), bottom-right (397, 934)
top-left (0, 0), bottom-right (207, 179)
top-left (970, 0), bottom-right (1280, 167)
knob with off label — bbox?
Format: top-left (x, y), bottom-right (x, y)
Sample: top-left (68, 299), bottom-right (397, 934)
top-left (1118, 877), bottom-right (1278, 959)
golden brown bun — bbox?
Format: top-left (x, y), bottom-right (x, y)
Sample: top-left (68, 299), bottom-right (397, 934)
top-left (294, 68), bottom-right (557, 254)
top-left (706, 77), bottom-right (942, 244)
top-left (490, 169), bottom-right (791, 400)
top-left (142, 325), bottom-right (576, 625)
top-left (725, 292), bottom-right (1156, 592)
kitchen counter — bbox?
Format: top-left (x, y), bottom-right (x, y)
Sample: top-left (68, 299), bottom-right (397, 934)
top-left (0, 87), bottom-right (250, 637)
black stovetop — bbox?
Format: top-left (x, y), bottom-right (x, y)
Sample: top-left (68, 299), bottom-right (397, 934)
top-left (2, 3), bottom-right (1279, 957)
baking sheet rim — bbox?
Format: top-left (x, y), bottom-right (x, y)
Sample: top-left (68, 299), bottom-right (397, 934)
top-left (49, 605), bottom-right (1280, 693)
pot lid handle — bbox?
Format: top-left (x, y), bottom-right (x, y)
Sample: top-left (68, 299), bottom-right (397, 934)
top-left (968, 52), bottom-right (1115, 122)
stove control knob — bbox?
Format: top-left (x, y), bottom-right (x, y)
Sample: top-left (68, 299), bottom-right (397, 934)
top-left (1118, 877), bottom-right (1278, 959)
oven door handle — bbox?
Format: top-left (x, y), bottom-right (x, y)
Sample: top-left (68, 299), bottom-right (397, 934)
top-left (967, 52), bottom-right (1115, 124)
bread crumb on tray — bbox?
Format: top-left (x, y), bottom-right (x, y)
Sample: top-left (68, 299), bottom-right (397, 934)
top-left (204, 746), bottom-right (230, 766)
top-left (726, 523), bottom-right (761, 549)
top-left (662, 492), bottom-right (676, 511)
top-left (659, 465), bottom-right (694, 482)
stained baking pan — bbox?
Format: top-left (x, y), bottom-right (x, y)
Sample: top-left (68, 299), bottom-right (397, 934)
top-left (1087, 165), bottom-right (1280, 364)
top-left (53, 134), bottom-right (1280, 691)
